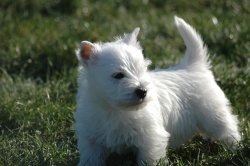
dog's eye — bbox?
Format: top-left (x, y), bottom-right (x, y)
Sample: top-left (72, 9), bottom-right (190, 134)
top-left (112, 72), bottom-right (125, 79)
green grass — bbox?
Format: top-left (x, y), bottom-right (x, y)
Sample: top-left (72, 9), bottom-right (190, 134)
top-left (0, 0), bottom-right (249, 165)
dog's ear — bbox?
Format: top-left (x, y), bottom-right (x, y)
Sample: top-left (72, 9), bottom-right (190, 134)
top-left (122, 27), bottom-right (141, 49)
top-left (80, 41), bottom-right (95, 60)
top-left (77, 41), bottom-right (96, 64)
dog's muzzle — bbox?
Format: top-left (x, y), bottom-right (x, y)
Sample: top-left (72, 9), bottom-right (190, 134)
top-left (134, 87), bottom-right (147, 100)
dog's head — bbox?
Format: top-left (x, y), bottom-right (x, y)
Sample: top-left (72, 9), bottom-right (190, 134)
top-left (77, 28), bottom-right (152, 110)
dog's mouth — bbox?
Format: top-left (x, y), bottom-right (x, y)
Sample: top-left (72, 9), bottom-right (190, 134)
top-left (117, 97), bottom-right (149, 110)
top-left (126, 99), bottom-right (144, 106)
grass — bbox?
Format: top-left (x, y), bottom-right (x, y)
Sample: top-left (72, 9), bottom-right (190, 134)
top-left (0, 0), bottom-right (249, 165)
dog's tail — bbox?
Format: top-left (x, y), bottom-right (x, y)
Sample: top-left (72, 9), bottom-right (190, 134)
top-left (174, 16), bottom-right (210, 69)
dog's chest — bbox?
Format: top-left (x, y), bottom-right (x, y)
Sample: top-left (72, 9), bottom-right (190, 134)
top-left (91, 113), bottom-right (146, 152)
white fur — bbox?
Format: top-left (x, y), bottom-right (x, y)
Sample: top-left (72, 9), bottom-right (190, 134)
top-left (74, 16), bottom-right (241, 166)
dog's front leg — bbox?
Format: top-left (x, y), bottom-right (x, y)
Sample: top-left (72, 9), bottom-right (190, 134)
top-left (136, 145), bottom-right (167, 166)
top-left (77, 140), bottom-right (106, 166)
top-left (136, 129), bottom-right (169, 166)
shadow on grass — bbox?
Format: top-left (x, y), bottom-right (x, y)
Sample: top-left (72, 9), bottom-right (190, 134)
top-left (0, 108), bottom-right (19, 130)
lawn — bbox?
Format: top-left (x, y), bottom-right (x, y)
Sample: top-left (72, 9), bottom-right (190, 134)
top-left (0, 0), bottom-right (249, 165)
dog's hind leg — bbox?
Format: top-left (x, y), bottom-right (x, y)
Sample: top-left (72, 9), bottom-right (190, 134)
top-left (195, 102), bottom-right (241, 146)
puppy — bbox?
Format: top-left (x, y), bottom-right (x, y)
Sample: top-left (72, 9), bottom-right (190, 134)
top-left (74, 16), bottom-right (240, 166)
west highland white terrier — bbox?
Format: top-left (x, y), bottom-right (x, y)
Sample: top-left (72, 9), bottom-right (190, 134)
top-left (74, 16), bottom-right (241, 166)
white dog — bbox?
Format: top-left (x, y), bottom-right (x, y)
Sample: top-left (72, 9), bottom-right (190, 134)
top-left (74, 16), bottom-right (241, 166)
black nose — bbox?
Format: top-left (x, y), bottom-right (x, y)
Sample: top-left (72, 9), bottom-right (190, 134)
top-left (135, 88), bottom-right (147, 99)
